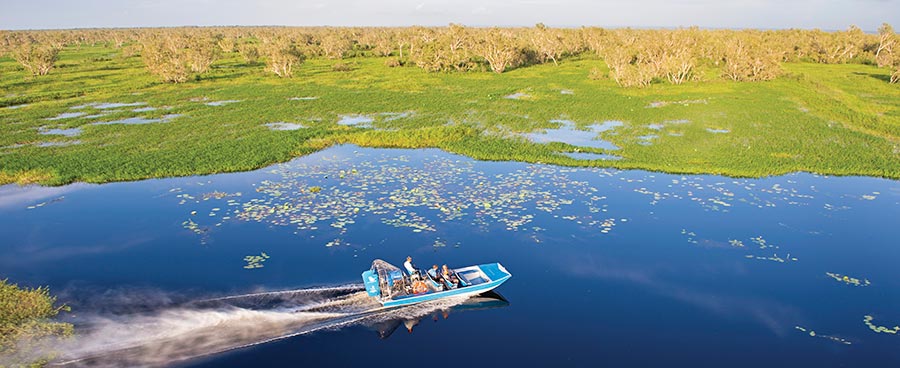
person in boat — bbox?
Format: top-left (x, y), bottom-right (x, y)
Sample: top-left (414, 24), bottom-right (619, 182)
top-left (427, 264), bottom-right (446, 291)
top-left (427, 264), bottom-right (441, 281)
top-left (441, 264), bottom-right (453, 280)
top-left (441, 264), bottom-right (461, 289)
top-left (448, 275), bottom-right (460, 289)
top-left (404, 256), bottom-right (418, 278)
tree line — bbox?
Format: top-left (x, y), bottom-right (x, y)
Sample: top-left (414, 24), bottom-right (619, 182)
top-left (1, 24), bottom-right (897, 86)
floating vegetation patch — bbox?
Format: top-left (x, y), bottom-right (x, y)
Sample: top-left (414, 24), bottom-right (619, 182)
top-left (561, 152), bottom-right (623, 161)
top-left (46, 112), bottom-right (86, 120)
top-left (825, 272), bottom-right (870, 287)
top-left (174, 147), bottom-right (630, 246)
top-left (337, 114), bottom-right (374, 128)
top-left (243, 252), bottom-right (270, 269)
top-left (202, 191), bottom-right (242, 200)
top-left (681, 229), bottom-right (698, 244)
top-left (863, 315), bottom-right (900, 334)
top-left (93, 114), bottom-right (182, 126)
top-left (744, 253), bottom-right (798, 263)
top-left (860, 192), bottom-right (879, 200)
top-left (706, 128), bottom-right (730, 134)
top-left (264, 122), bottom-right (306, 131)
top-left (26, 196), bottom-right (65, 210)
top-left (181, 219), bottom-right (209, 244)
top-left (523, 119), bottom-right (623, 150)
top-left (750, 236), bottom-right (777, 249)
top-left (39, 127), bottom-right (82, 137)
top-left (794, 326), bottom-right (852, 345)
top-left (205, 100), bottom-right (242, 107)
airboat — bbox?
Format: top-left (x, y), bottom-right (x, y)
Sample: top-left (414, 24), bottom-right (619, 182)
top-left (362, 259), bottom-right (511, 308)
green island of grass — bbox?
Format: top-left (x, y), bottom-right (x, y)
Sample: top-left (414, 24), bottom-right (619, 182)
top-left (1, 40), bottom-right (898, 185)
top-left (0, 279), bottom-right (72, 366)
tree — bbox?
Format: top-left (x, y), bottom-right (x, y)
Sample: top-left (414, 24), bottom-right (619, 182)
top-left (474, 28), bottom-right (523, 73)
top-left (216, 36), bottom-right (237, 53)
top-left (875, 23), bottom-right (896, 67)
top-left (140, 34), bottom-right (191, 83)
top-left (410, 24), bottom-right (474, 72)
top-left (185, 35), bottom-right (219, 74)
top-left (604, 45), bottom-right (653, 88)
top-left (260, 36), bottom-right (305, 77)
top-left (237, 42), bottom-right (260, 64)
top-left (891, 62), bottom-right (899, 84)
top-left (529, 23), bottom-right (565, 65)
top-left (12, 41), bottom-right (60, 77)
top-left (319, 30), bottom-right (353, 59)
top-left (722, 36), bottom-right (781, 82)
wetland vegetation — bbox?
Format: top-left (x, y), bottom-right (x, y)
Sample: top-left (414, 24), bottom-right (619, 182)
top-left (0, 25), bottom-right (898, 185)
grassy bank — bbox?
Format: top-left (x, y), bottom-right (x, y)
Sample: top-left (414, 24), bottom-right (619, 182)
top-left (0, 279), bottom-right (72, 366)
top-left (1, 45), bottom-right (898, 185)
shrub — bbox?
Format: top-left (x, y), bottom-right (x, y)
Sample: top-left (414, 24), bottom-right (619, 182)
top-left (722, 39), bottom-right (782, 82)
top-left (474, 28), bottom-right (523, 73)
top-left (0, 279), bottom-right (73, 364)
top-left (260, 36), bottom-right (305, 78)
top-left (185, 36), bottom-right (219, 74)
top-left (140, 35), bottom-right (191, 83)
top-left (332, 62), bottom-right (352, 72)
top-left (384, 58), bottom-right (403, 67)
top-left (237, 43), bottom-right (260, 64)
top-left (12, 42), bottom-right (60, 77)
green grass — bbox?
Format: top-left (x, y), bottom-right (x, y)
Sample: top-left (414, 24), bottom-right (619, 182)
top-left (0, 279), bottom-right (72, 366)
top-left (1, 45), bottom-right (898, 185)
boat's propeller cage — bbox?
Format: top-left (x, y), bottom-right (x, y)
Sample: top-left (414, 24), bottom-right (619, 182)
top-left (362, 259), bottom-right (409, 300)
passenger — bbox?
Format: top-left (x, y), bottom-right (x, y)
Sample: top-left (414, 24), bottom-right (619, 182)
top-left (441, 264), bottom-right (452, 280)
top-left (449, 275), bottom-right (461, 289)
top-left (403, 256), bottom-right (417, 277)
top-left (427, 264), bottom-right (440, 281)
top-left (442, 265), bottom-right (458, 289)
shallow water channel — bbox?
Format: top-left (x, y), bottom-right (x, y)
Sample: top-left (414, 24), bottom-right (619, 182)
top-left (2, 145), bottom-right (899, 367)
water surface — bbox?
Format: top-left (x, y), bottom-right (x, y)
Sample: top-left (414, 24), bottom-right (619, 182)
top-left (2, 145), bottom-right (898, 367)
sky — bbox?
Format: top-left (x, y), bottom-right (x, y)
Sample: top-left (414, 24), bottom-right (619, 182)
top-left (1, 0), bottom-right (898, 31)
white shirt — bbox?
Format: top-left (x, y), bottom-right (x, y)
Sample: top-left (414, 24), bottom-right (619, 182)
top-left (404, 260), bottom-right (416, 275)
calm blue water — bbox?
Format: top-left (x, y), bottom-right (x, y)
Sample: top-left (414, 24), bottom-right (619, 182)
top-left (2, 145), bottom-right (899, 367)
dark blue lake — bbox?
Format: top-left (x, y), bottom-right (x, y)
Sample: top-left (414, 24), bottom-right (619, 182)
top-left (2, 145), bottom-right (899, 367)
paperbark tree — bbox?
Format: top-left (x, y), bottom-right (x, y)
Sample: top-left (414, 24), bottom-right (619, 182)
top-left (12, 41), bottom-right (59, 77)
top-left (140, 34), bottom-right (191, 83)
top-left (260, 36), bottom-right (305, 77)
top-left (530, 23), bottom-right (565, 65)
top-left (186, 36), bottom-right (219, 74)
top-left (474, 28), bottom-right (523, 73)
top-left (875, 23), bottom-right (896, 67)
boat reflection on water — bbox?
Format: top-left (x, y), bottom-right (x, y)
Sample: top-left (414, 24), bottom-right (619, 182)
top-left (369, 291), bottom-right (510, 339)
